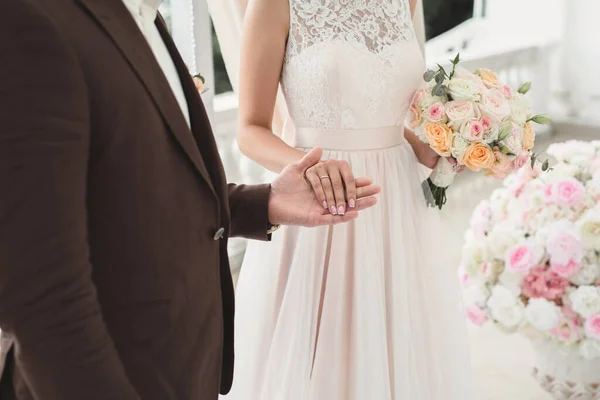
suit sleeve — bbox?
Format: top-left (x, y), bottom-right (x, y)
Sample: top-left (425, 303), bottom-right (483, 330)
top-left (0, 4), bottom-right (139, 399)
top-left (227, 184), bottom-right (272, 241)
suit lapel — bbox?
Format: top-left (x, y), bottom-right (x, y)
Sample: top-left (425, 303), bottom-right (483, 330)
top-left (155, 19), bottom-right (230, 211)
top-left (76, 0), bottom-right (217, 197)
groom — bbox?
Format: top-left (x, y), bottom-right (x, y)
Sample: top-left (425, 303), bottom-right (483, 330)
top-left (0, 1), bottom-right (379, 399)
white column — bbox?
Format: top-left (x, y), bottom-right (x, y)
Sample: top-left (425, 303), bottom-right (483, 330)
top-left (562, 0), bottom-right (600, 116)
top-left (169, 0), bottom-right (215, 122)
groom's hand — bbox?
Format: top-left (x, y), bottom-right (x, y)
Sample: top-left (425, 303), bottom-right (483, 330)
top-left (268, 148), bottom-right (380, 227)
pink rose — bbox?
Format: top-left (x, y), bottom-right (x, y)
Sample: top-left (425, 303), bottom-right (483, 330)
top-left (445, 101), bottom-right (480, 129)
top-left (547, 227), bottom-right (584, 278)
top-left (500, 85), bottom-right (513, 98)
top-left (489, 149), bottom-right (514, 179)
top-left (481, 117), bottom-right (493, 132)
top-left (480, 88), bottom-right (512, 122)
top-left (551, 260), bottom-right (581, 279)
top-left (584, 313), bottom-right (600, 340)
top-left (466, 304), bottom-right (488, 326)
top-left (426, 102), bottom-right (447, 123)
top-left (409, 104), bottom-right (423, 128)
top-left (412, 89), bottom-right (427, 107)
top-left (505, 243), bottom-right (540, 275)
top-left (513, 151), bottom-right (530, 170)
top-left (550, 318), bottom-right (581, 342)
top-left (460, 120), bottom-right (484, 141)
top-left (522, 267), bottom-right (570, 300)
top-left (470, 202), bottom-right (491, 238)
top-left (548, 178), bottom-right (586, 207)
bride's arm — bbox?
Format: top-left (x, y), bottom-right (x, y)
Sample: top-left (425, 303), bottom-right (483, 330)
top-left (236, 0), bottom-right (303, 173)
top-left (237, 0), bottom-right (361, 215)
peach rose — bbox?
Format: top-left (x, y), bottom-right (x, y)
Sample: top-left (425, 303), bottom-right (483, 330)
top-left (489, 149), bottom-right (514, 179)
top-left (424, 123), bottom-right (453, 157)
top-left (409, 104), bottom-right (423, 128)
top-left (476, 68), bottom-right (501, 89)
top-left (523, 122), bottom-right (535, 151)
top-left (462, 142), bottom-right (495, 172)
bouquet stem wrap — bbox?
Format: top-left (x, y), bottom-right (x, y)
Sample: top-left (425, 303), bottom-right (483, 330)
top-left (423, 157), bottom-right (456, 209)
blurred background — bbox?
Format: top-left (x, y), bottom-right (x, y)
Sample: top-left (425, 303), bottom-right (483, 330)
top-left (159, 0), bottom-right (599, 398)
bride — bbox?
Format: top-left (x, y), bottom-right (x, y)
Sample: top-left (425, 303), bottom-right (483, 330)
top-left (224, 0), bottom-right (475, 398)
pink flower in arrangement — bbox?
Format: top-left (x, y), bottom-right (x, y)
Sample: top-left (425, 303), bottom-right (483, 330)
top-left (470, 202), bottom-right (492, 238)
top-left (551, 260), bottom-right (582, 279)
top-left (427, 102), bottom-right (447, 123)
top-left (585, 313), bottom-right (600, 340)
top-left (544, 183), bottom-right (554, 204)
top-left (480, 116), bottom-right (493, 132)
top-left (505, 243), bottom-right (540, 275)
top-left (513, 151), bottom-right (530, 170)
top-left (500, 85), bottom-right (513, 98)
top-left (522, 267), bottom-right (570, 300)
top-left (547, 178), bottom-right (586, 207)
top-left (550, 318), bottom-right (581, 342)
top-left (466, 304), bottom-right (488, 326)
top-left (547, 228), bottom-right (584, 278)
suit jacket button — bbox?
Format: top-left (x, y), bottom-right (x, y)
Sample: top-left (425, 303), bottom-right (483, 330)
top-left (213, 227), bottom-right (225, 240)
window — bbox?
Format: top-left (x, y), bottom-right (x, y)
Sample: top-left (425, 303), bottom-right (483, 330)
top-left (423, 0), bottom-right (475, 40)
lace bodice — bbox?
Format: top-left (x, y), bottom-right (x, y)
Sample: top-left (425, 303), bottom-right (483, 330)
top-left (281, 0), bottom-right (424, 131)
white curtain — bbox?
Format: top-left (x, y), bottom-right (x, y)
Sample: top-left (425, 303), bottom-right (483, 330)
top-left (207, 0), bottom-right (426, 136)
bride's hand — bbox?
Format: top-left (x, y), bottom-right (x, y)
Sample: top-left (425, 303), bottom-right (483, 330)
top-left (416, 144), bottom-right (464, 172)
top-left (304, 159), bottom-right (356, 215)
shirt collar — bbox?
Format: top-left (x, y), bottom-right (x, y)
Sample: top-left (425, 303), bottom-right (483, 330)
top-left (123, 0), bottom-right (162, 18)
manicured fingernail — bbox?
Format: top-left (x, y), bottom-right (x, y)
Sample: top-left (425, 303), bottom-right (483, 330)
top-left (338, 205), bottom-right (345, 215)
top-left (330, 206), bottom-right (337, 215)
top-left (349, 199), bottom-right (356, 208)
top-left (322, 201), bottom-right (328, 209)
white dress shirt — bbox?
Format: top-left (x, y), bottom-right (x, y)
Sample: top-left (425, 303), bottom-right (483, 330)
top-left (122, 0), bottom-right (191, 127)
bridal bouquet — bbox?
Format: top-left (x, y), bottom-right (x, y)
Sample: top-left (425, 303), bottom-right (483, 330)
top-left (409, 54), bottom-right (552, 209)
top-left (460, 140), bottom-right (600, 360)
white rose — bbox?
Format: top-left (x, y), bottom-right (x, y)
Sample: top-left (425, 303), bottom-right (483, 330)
top-left (500, 122), bottom-right (524, 155)
top-left (479, 88), bottom-right (511, 122)
top-left (421, 94), bottom-right (446, 109)
top-left (547, 140), bottom-right (596, 163)
top-left (570, 261), bottom-right (600, 286)
top-left (542, 163), bottom-right (580, 184)
top-left (488, 286), bottom-right (525, 328)
top-left (525, 298), bottom-right (561, 331)
top-left (451, 135), bottom-right (469, 162)
top-left (577, 206), bottom-right (600, 250)
top-left (508, 93), bottom-right (531, 126)
top-left (579, 338), bottom-right (600, 360)
top-left (569, 286), bottom-right (600, 318)
top-left (464, 282), bottom-right (491, 307)
top-left (486, 225), bottom-right (522, 259)
top-left (445, 101), bottom-right (481, 130)
top-left (498, 269), bottom-right (523, 296)
top-left (448, 79), bottom-right (481, 102)
top-left (461, 237), bottom-right (489, 266)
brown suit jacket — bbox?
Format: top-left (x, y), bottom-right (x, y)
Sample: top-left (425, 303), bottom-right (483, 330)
top-left (0, 0), bottom-right (270, 398)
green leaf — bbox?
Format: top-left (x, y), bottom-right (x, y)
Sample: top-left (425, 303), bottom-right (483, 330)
top-left (517, 81), bottom-right (532, 94)
top-left (452, 52), bottom-right (460, 65)
top-left (432, 84), bottom-right (445, 97)
top-left (434, 71), bottom-right (445, 84)
top-left (531, 114), bottom-right (553, 125)
top-left (423, 70), bottom-right (436, 82)
top-left (498, 123), bottom-right (512, 141)
top-left (530, 153), bottom-right (537, 168)
top-left (542, 160), bottom-right (550, 171)
top-left (500, 145), bottom-right (512, 154)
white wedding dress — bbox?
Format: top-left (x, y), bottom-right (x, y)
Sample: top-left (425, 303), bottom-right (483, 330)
top-left (224, 0), bottom-right (475, 398)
